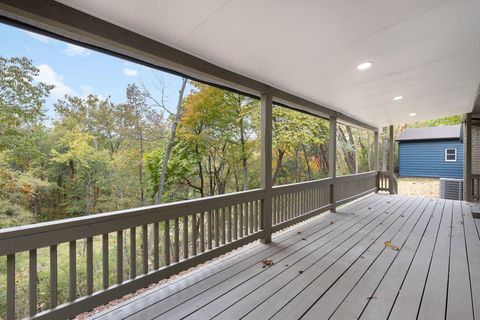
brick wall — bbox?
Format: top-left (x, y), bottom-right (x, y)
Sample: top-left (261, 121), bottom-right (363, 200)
top-left (464, 122), bottom-right (480, 199)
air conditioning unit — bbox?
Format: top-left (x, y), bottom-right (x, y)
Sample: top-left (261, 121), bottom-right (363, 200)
top-left (439, 178), bottom-right (463, 200)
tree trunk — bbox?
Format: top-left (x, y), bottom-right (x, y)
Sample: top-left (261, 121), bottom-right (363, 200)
top-left (239, 117), bottom-right (249, 191)
top-left (338, 126), bottom-right (356, 174)
top-left (302, 144), bottom-right (312, 180)
top-left (272, 149), bottom-right (285, 185)
top-left (155, 78), bottom-right (188, 204)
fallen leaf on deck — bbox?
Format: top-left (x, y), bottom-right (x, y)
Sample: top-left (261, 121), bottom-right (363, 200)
top-left (298, 270), bottom-right (304, 274)
top-left (301, 238), bottom-right (307, 241)
top-left (384, 240), bottom-right (400, 251)
top-left (261, 259), bottom-right (274, 266)
top-left (330, 221), bottom-right (335, 225)
top-left (297, 231), bottom-right (302, 235)
top-left (366, 295), bottom-right (377, 300)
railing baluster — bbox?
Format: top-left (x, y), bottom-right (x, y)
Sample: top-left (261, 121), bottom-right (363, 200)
top-left (302, 189), bottom-right (306, 214)
top-left (69, 240), bottom-right (76, 302)
top-left (174, 218), bottom-right (180, 262)
top-left (214, 209), bottom-right (219, 246)
top-left (130, 227), bottom-right (136, 278)
top-left (208, 210), bottom-right (213, 250)
top-left (164, 220), bottom-right (170, 266)
top-left (7, 254), bottom-right (15, 320)
top-left (142, 225), bottom-right (148, 274)
top-left (192, 214), bottom-right (197, 255)
top-left (227, 206), bottom-right (232, 242)
top-left (272, 196), bottom-right (276, 225)
top-left (102, 233), bottom-right (109, 289)
top-left (233, 205), bottom-right (238, 240)
top-left (200, 212), bottom-right (205, 253)
top-left (153, 222), bottom-right (159, 270)
top-left (239, 204), bottom-right (244, 238)
top-left (117, 230), bottom-right (123, 283)
top-left (286, 193), bottom-right (290, 220)
top-left (287, 193), bottom-right (293, 220)
top-left (254, 200), bottom-right (259, 231)
top-left (86, 237), bottom-right (94, 295)
top-left (183, 216), bottom-right (189, 259)
top-left (294, 192), bottom-right (298, 217)
top-left (221, 208), bottom-right (226, 245)
top-left (29, 249), bottom-right (37, 316)
top-left (50, 245), bottom-right (57, 308)
top-left (245, 202), bottom-right (249, 235)
top-left (248, 201), bottom-right (255, 233)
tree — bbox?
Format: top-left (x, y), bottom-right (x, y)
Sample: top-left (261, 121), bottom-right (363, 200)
top-left (271, 107), bottom-right (328, 185)
top-left (0, 56), bottom-right (52, 171)
top-left (145, 78), bottom-right (188, 204)
top-left (54, 95), bottom-right (125, 158)
top-left (123, 83), bottom-right (163, 205)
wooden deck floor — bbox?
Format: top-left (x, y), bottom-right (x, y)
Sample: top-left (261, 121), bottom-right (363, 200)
top-left (91, 194), bottom-right (480, 320)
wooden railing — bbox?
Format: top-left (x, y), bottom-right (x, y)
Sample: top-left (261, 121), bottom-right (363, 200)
top-left (378, 170), bottom-right (397, 194)
top-left (378, 171), bottom-right (390, 191)
top-left (0, 171), bottom-right (379, 319)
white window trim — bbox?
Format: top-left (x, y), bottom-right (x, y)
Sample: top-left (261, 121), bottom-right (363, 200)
top-left (445, 148), bottom-right (457, 162)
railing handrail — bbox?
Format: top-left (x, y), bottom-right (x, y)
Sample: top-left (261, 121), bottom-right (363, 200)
top-left (0, 189), bottom-right (264, 253)
top-left (272, 177), bottom-right (331, 195)
top-left (272, 171), bottom-right (378, 194)
top-left (336, 170), bottom-right (378, 182)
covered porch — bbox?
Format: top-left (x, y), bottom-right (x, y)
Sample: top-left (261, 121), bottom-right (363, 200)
top-left (91, 193), bottom-right (480, 320)
top-left (1, 1), bottom-right (480, 319)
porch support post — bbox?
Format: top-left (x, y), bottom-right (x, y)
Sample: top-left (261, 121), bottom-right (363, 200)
top-left (466, 113), bottom-right (472, 202)
top-left (260, 92), bottom-right (273, 243)
top-left (374, 129), bottom-right (379, 191)
top-left (388, 125), bottom-right (395, 194)
top-left (329, 116), bottom-right (337, 212)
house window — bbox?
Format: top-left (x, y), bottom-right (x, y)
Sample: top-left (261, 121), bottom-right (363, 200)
top-left (445, 148), bottom-right (457, 162)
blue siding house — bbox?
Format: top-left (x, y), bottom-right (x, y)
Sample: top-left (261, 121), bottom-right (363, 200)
top-left (397, 125), bottom-right (463, 179)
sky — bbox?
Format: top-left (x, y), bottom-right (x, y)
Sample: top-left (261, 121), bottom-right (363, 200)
top-left (0, 22), bottom-right (190, 120)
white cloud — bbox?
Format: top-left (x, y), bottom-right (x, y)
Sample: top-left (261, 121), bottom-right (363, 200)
top-left (63, 43), bottom-right (91, 57)
top-left (123, 68), bottom-right (139, 77)
top-left (35, 64), bottom-right (75, 98)
top-left (25, 31), bottom-right (50, 43)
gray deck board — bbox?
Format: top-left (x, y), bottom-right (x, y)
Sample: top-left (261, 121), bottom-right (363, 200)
top-left (321, 198), bottom-right (435, 320)
top-left (91, 195), bottom-right (480, 320)
top-left (446, 200), bottom-right (474, 320)
top-left (214, 197), bottom-right (412, 320)
top-left (362, 199), bottom-right (445, 320)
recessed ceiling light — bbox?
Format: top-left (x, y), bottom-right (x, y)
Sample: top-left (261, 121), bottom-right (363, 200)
top-left (356, 62), bottom-right (373, 71)
top-left (409, 112), bottom-right (417, 117)
top-left (392, 95), bottom-right (404, 101)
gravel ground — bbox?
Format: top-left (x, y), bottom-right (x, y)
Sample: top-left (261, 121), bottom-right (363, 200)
top-left (397, 177), bottom-right (440, 198)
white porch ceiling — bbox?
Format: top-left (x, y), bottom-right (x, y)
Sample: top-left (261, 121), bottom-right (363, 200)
top-left (56, 0), bottom-right (480, 127)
